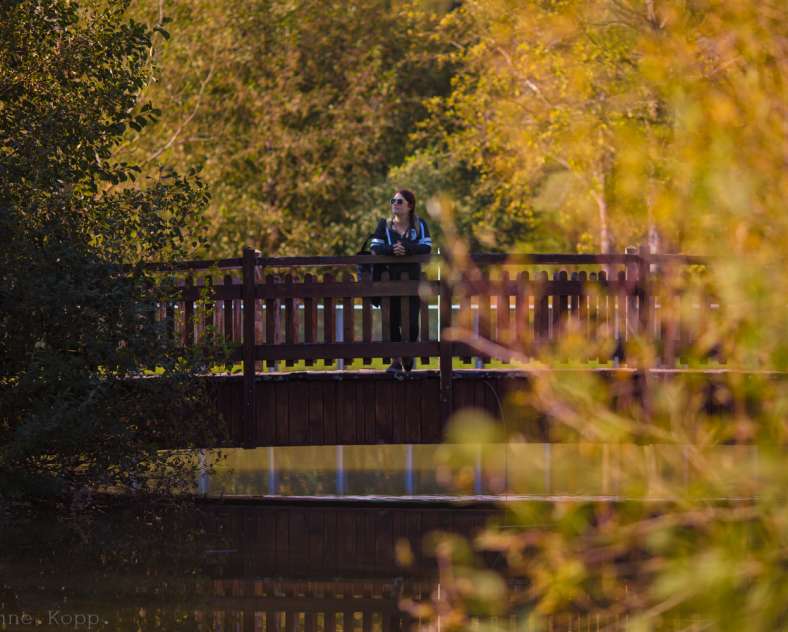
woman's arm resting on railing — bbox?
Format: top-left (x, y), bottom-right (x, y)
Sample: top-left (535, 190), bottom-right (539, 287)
top-left (370, 218), bottom-right (394, 255)
top-left (405, 218), bottom-right (432, 255)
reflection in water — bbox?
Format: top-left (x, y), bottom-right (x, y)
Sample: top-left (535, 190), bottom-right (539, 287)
top-left (0, 501), bottom-right (492, 631)
top-left (1, 444), bottom-right (756, 630)
top-left (205, 443), bottom-right (758, 500)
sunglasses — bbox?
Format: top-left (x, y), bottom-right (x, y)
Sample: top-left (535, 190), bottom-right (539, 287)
top-left (390, 198), bottom-right (406, 205)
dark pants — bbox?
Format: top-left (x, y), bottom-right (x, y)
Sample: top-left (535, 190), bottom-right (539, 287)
top-left (389, 296), bottom-right (421, 344)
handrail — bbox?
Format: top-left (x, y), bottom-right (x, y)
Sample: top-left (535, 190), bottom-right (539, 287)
top-left (132, 251), bottom-right (707, 272)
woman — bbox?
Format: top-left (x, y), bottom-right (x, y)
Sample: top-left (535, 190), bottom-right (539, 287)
top-left (369, 189), bottom-right (432, 373)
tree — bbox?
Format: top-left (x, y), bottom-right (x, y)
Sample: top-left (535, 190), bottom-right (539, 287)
top-left (120, 0), bottom-right (458, 257)
top-left (0, 0), bottom-right (219, 499)
top-left (413, 1), bottom-right (788, 629)
top-left (423, 0), bottom-right (673, 253)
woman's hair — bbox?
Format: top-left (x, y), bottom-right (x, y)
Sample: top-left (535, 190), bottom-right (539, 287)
top-left (391, 189), bottom-right (418, 230)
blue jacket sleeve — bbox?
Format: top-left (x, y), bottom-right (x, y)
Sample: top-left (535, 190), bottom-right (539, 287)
top-left (370, 219), bottom-right (393, 255)
top-left (405, 218), bottom-right (433, 255)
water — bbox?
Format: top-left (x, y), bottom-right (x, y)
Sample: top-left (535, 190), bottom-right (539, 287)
top-left (1, 443), bottom-right (755, 630)
top-left (203, 443), bottom-right (757, 501)
top-left (0, 500), bottom-right (493, 631)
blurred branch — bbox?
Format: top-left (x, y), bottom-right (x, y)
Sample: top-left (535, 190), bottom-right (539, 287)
top-left (142, 60), bottom-right (216, 165)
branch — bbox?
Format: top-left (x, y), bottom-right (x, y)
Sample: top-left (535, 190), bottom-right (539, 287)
top-left (142, 60), bottom-right (216, 165)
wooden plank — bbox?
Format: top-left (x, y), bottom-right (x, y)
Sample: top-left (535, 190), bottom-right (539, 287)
top-left (284, 273), bottom-right (296, 367)
top-left (404, 379), bottom-right (421, 444)
top-left (515, 271), bottom-right (529, 351)
top-left (343, 272), bottom-right (355, 364)
top-left (497, 270), bottom-right (511, 348)
top-left (275, 378), bottom-right (289, 445)
top-left (234, 296), bottom-right (243, 345)
top-left (392, 378), bottom-right (406, 444)
top-left (363, 380), bottom-right (377, 444)
top-left (165, 295), bottom-right (175, 345)
top-left (438, 275), bottom-right (454, 423)
top-left (258, 379), bottom-right (276, 447)
top-left (303, 274), bottom-right (316, 367)
top-left (306, 380), bottom-right (324, 445)
top-left (375, 380), bottom-right (393, 444)
top-left (535, 271), bottom-right (549, 342)
top-left (618, 269), bottom-right (627, 346)
top-left (338, 381), bottom-right (357, 445)
top-left (264, 274), bottom-right (279, 370)
top-left (223, 274), bottom-right (235, 368)
top-left (183, 274), bottom-right (195, 347)
top-left (419, 272), bottom-right (430, 365)
top-left (255, 279), bottom-right (429, 299)
top-left (422, 378), bottom-right (443, 443)
top-left (458, 275), bottom-right (473, 365)
top-left (288, 381), bottom-right (307, 444)
top-left (323, 379), bottom-right (337, 445)
top-left (202, 275), bottom-right (213, 346)
top-left (570, 272), bottom-right (579, 333)
top-left (578, 271), bottom-right (588, 337)
top-left (374, 510), bottom-right (395, 571)
top-left (306, 510), bottom-right (325, 573)
top-left (551, 271), bottom-right (562, 340)
top-left (380, 269), bottom-right (391, 364)
top-left (400, 272), bottom-right (411, 363)
top-left (323, 272), bottom-right (336, 368)
top-left (362, 283), bottom-right (373, 366)
top-left (242, 249), bottom-right (257, 448)
top-left (305, 612), bottom-right (316, 632)
top-left (478, 269), bottom-right (491, 364)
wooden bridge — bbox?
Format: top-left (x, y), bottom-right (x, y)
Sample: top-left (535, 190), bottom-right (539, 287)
top-left (146, 248), bottom-right (714, 447)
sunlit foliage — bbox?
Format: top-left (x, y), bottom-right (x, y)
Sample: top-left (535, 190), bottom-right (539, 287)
top-left (410, 1), bottom-right (788, 630)
top-left (0, 0), bottom-right (222, 499)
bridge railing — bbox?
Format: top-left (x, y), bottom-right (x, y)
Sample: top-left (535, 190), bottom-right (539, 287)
top-left (141, 248), bottom-right (712, 439)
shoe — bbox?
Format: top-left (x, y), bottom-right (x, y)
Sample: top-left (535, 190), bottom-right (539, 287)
top-left (386, 361), bottom-right (403, 374)
top-left (402, 358), bottom-right (414, 372)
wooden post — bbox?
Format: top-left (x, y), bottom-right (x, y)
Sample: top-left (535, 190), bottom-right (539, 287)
top-left (242, 247), bottom-right (258, 448)
top-left (439, 267), bottom-right (453, 422)
top-left (638, 244), bottom-right (651, 338)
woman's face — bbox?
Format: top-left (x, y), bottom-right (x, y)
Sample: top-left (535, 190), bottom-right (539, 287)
top-left (390, 193), bottom-right (411, 220)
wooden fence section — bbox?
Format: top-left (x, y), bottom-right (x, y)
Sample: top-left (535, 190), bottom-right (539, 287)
top-left (147, 248), bottom-right (711, 446)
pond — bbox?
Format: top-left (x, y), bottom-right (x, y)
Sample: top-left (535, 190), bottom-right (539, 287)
top-left (1, 443), bottom-right (755, 630)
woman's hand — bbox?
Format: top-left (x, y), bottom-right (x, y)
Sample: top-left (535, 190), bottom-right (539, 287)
top-left (392, 242), bottom-right (406, 256)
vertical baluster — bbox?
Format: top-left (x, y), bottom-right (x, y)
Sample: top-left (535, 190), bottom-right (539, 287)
top-left (578, 271), bottom-right (588, 338)
top-left (400, 271), bottom-right (410, 367)
top-left (498, 270), bottom-right (511, 356)
top-left (535, 270), bottom-right (549, 344)
top-left (362, 272), bottom-right (373, 365)
top-left (343, 272), bottom-right (355, 365)
top-left (478, 268), bottom-right (491, 364)
top-left (304, 273), bottom-right (316, 367)
top-left (323, 272), bottom-right (336, 368)
top-left (265, 274), bottom-right (278, 371)
top-left (599, 270), bottom-right (610, 348)
top-left (459, 274), bottom-right (472, 364)
top-left (419, 271), bottom-right (430, 366)
top-left (379, 269), bottom-right (391, 364)
top-left (284, 273), bottom-right (296, 367)
top-left (204, 275), bottom-right (214, 348)
top-left (570, 271), bottom-right (580, 333)
top-left (515, 271), bottom-right (529, 353)
top-left (183, 274), bottom-right (194, 347)
top-left (223, 274), bottom-right (234, 371)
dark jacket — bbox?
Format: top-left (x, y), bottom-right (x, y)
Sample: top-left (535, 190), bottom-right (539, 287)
top-left (369, 217), bottom-right (432, 279)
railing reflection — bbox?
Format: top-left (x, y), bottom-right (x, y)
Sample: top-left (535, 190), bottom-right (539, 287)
top-left (202, 443), bottom-right (758, 500)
